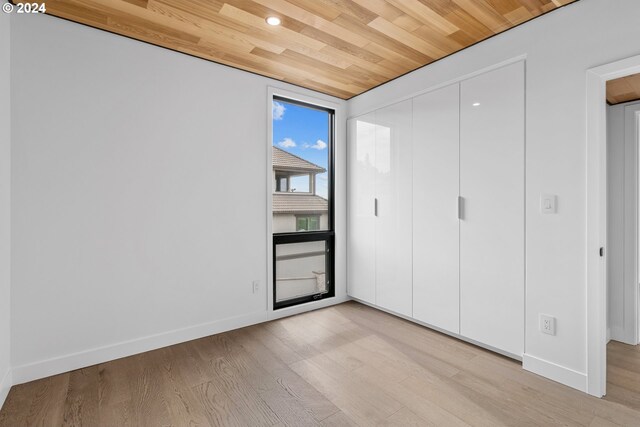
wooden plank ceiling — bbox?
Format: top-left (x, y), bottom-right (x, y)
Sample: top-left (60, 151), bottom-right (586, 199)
top-left (607, 73), bottom-right (640, 105)
top-left (19, 0), bottom-right (578, 99)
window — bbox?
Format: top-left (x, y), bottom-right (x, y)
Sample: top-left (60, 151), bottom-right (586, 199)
top-left (272, 98), bottom-right (330, 233)
top-left (276, 175), bottom-right (289, 192)
top-left (296, 215), bottom-right (320, 231)
top-left (272, 96), bottom-right (335, 309)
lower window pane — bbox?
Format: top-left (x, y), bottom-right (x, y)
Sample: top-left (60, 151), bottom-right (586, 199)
top-left (275, 240), bottom-right (327, 303)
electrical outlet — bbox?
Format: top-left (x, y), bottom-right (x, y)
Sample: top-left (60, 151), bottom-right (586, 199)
top-left (540, 314), bottom-right (556, 336)
top-left (252, 280), bottom-right (260, 294)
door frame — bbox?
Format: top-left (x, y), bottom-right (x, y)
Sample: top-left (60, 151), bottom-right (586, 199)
top-left (586, 53), bottom-right (640, 397)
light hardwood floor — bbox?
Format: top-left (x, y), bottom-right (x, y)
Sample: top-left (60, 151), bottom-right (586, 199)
top-left (1, 301), bottom-right (639, 426)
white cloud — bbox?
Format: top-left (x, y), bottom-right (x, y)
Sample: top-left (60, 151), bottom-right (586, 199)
top-left (272, 101), bottom-right (285, 120)
top-left (278, 138), bottom-right (296, 148)
top-left (302, 140), bottom-right (327, 150)
top-left (311, 139), bottom-right (327, 150)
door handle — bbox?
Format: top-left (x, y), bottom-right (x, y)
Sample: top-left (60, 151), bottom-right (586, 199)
top-left (458, 196), bottom-right (463, 220)
top-left (374, 198), bottom-right (378, 217)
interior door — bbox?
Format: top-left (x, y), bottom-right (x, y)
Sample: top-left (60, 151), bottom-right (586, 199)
top-left (413, 84), bottom-right (460, 333)
top-left (375, 100), bottom-right (413, 316)
top-left (460, 62), bottom-right (525, 356)
top-left (347, 114), bottom-right (376, 304)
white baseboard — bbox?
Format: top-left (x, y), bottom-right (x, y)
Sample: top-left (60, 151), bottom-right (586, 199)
top-left (0, 368), bottom-right (11, 411)
top-left (11, 310), bottom-right (268, 385)
top-left (350, 298), bottom-right (589, 394)
top-left (609, 326), bottom-right (636, 345)
top-left (523, 353), bottom-right (587, 392)
top-left (11, 295), bottom-right (349, 387)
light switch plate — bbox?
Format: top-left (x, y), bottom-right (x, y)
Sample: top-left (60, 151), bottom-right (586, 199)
top-left (540, 194), bottom-right (557, 214)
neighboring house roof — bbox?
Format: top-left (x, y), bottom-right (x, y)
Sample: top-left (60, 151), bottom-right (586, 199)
top-left (273, 193), bottom-right (328, 214)
top-left (273, 146), bottom-right (326, 173)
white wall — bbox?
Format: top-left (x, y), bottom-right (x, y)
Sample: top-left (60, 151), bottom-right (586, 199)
top-left (348, 0), bottom-right (640, 391)
top-left (0, 9), bottom-right (12, 408)
top-left (10, 13), bottom-right (346, 384)
top-left (607, 100), bottom-right (640, 345)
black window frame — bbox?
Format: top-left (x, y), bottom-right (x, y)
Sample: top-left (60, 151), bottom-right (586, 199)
top-left (272, 96), bottom-right (335, 310)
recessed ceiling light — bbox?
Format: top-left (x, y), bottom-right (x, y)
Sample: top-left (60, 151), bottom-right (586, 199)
top-left (266, 16), bottom-right (281, 26)
top-left (472, 102), bottom-right (481, 107)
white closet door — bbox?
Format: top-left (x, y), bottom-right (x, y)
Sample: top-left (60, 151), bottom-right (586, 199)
top-left (412, 84), bottom-right (460, 333)
top-left (347, 115), bottom-right (376, 304)
top-left (375, 100), bottom-right (413, 316)
top-left (460, 62), bottom-right (525, 356)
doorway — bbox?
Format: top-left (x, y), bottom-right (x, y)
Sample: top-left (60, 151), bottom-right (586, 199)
top-left (607, 95), bottom-right (640, 346)
top-left (587, 56), bottom-right (640, 398)
top-left (605, 79), bottom-right (640, 406)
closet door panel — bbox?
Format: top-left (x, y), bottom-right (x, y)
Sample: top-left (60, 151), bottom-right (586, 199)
top-left (412, 85), bottom-right (460, 333)
top-left (347, 115), bottom-right (376, 304)
top-left (376, 100), bottom-right (413, 316)
top-left (460, 62), bottom-right (525, 356)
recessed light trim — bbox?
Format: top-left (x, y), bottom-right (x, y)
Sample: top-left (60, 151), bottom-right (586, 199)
top-left (266, 16), bottom-right (281, 26)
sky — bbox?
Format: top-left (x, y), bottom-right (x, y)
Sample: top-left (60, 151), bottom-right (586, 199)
top-left (273, 100), bottom-right (330, 199)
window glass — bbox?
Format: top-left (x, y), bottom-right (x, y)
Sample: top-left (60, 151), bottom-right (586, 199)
top-left (272, 96), bottom-right (334, 310)
top-left (275, 240), bottom-right (328, 303)
top-left (272, 99), bottom-right (330, 233)
top-left (296, 215), bottom-right (320, 231)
